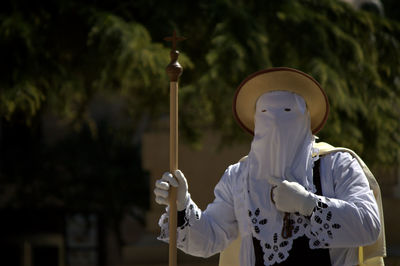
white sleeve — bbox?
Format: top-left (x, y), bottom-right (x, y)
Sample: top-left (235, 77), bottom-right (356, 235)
top-left (158, 166), bottom-right (239, 258)
top-left (305, 152), bottom-right (381, 249)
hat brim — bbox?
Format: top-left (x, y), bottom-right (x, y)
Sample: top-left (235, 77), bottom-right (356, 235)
top-left (233, 67), bottom-right (329, 135)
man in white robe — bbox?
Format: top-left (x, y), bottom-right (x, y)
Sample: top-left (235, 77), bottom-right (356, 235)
top-left (154, 67), bottom-right (382, 266)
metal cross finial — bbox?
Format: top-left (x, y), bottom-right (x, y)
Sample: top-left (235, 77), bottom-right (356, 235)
top-left (164, 30), bottom-right (186, 82)
top-left (164, 30), bottom-right (186, 51)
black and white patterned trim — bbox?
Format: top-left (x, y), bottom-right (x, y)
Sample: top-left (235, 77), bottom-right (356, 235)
top-left (291, 212), bottom-right (309, 237)
top-left (248, 208), bottom-right (268, 234)
top-left (262, 232), bottom-right (290, 263)
top-left (251, 210), bottom-right (312, 265)
top-left (157, 199), bottom-right (201, 246)
top-left (306, 197), bottom-right (341, 248)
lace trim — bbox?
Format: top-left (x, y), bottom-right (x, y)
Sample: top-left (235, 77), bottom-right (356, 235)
top-left (157, 199), bottom-right (201, 247)
top-left (291, 213), bottom-right (309, 237)
top-left (248, 206), bottom-right (312, 265)
top-left (306, 196), bottom-right (341, 248)
top-left (248, 208), bottom-right (268, 235)
top-left (258, 213), bottom-right (309, 264)
top-left (250, 199), bottom-right (341, 265)
top-left (263, 232), bottom-right (290, 263)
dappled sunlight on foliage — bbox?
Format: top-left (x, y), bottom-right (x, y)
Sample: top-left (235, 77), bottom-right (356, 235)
top-left (0, 0), bottom-right (400, 227)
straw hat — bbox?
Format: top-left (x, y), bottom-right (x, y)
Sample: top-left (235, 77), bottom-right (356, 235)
top-left (233, 67), bottom-right (329, 135)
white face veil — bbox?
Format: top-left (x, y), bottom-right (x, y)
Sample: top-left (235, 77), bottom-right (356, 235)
top-left (243, 91), bottom-right (319, 264)
top-left (248, 90), bottom-right (316, 190)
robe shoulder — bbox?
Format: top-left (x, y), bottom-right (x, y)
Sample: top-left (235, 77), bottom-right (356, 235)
top-left (220, 156), bottom-right (249, 186)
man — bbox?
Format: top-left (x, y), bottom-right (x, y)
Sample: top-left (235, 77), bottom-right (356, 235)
top-left (154, 67), bottom-right (382, 265)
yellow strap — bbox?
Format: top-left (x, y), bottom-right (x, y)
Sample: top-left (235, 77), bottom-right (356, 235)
top-left (359, 246), bottom-right (364, 265)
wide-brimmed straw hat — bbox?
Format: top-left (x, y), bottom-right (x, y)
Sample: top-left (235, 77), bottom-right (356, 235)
top-left (233, 67), bottom-right (329, 135)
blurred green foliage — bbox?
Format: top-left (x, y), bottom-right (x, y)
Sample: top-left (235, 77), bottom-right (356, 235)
top-left (0, 0), bottom-right (400, 228)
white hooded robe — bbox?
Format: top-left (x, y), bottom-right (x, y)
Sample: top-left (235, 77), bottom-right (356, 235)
top-left (158, 91), bottom-right (380, 266)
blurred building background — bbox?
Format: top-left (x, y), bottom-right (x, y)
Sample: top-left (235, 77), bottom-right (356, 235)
top-left (0, 0), bottom-right (400, 265)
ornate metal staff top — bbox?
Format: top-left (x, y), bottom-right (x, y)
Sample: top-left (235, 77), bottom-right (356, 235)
top-left (164, 30), bottom-right (186, 82)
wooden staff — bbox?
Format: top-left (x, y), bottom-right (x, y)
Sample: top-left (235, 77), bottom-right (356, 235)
top-left (164, 30), bottom-right (186, 266)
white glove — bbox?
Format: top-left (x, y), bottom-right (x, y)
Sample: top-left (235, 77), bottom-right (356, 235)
top-left (154, 170), bottom-right (189, 211)
top-left (268, 176), bottom-right (318, 216)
